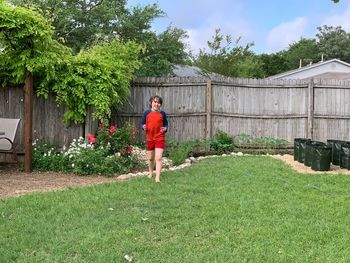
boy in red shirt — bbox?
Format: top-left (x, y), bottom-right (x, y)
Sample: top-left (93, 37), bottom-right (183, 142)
top-left (141, 95), bottom-right (168, 183)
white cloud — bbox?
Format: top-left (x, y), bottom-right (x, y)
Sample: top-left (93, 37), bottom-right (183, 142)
top-left (322, 3), bottom-right (350, 31)
top-left (266, 17), bottom-right (308, 53)
top-left (183, 12), bottom-right (253, 55)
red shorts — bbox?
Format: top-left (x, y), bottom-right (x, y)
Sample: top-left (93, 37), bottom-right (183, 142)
top-left (147, 141), bottom-right (165, 151)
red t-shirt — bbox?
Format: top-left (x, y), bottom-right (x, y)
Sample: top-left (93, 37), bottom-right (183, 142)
top-left (141, 110), bottom-right (168, 141)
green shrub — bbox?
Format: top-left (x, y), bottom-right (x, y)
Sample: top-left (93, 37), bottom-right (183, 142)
top-left (32, 143), bottom-right (70, 172)
top-left (233, 133), bottom-right (289, 148)
top-left (209, 130), bottom-right (235, 153)
top-left (168, 145), bottom-right (190, 166)
top-left (95, 120), bottom-right (137, 155)
top-left (32, 122), bottom-right (143, 176)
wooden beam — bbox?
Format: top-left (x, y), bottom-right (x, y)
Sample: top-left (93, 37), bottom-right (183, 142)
top-left (307, 79), bottom-right (314, 140)
top-left (206, 79), bottom-right (212, 139)
top-left (24, 70), bottom-right (33, 173)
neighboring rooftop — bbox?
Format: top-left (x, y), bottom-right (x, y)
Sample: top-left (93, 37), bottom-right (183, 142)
top-left (170, 64), bottom-right (224, 78)
top-left (268, 58), bottom-right (350, 80)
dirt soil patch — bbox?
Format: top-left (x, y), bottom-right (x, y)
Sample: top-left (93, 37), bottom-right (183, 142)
top-left (272, 154), bottom-right (350, 175)
top-left (0, 164), bottom-right (123, 199)
top-left (1, 154), bottom-right (349, 199)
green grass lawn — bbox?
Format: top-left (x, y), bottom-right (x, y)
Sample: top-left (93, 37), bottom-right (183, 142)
top-left (1, 156), bottom-right (350, 262)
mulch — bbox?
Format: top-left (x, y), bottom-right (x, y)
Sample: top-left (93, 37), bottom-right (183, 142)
top-left (0, 163), bottom-right (124, 199)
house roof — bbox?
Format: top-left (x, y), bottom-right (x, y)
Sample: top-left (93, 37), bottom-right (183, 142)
top-left (268, 58), bottom-right (350, 80)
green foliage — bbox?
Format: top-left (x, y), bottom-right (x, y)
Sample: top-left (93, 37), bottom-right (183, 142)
top-left (258, 52), bottom-right (289, 77)
top-left (9, 0), bottom-right (189, 77)
top-left (95, 121), bottom-right (137, 156)
top-left (316, 25), bottom-right (350, 63)
top-left (32, 143), bottom-right (70, 171)
top-left (136, 26), bottom-right (189, 77)
top-left (8, 0), bottom-right (164, 53)
top-left (32, 123), bottom-right (143, 176)
top-left (37, 39), bottom-right (143, 123)
top-left (233, 133), bottom-right (289, 147)
top-left (209, 130), bottom-right (235, 153)
top-left (0, 3), bottom-right (69, 86)
top-left (168, 145), bottom-right (190, 166)
top-left (191, 28), bottom-right (258, 78)
top-left (284, 37), bottom-right (321, 69)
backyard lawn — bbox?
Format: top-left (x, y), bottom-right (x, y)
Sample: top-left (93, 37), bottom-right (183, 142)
top-left (1, 155), bottom-right (350, 262)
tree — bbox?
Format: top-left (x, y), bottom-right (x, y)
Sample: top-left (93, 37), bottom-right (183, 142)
top-left (0, 3), bottom-right (143, 170)
top-left (38, 40), bottom-right (143, 124)
top-left (192, 29), bottom-right (259, 78)
top-left (284, 38), bottom-right (321, 69)
top-left (8, 0), bottom-right (163, 53)
top-left (257, 52), bottom-right (288, 77)
top-left (316, 25), bottom-right (350, 62)
top-left (9, 0), bottom-right (189, 76)
top-left (0, 2), bottom-right (68, 172)
top-left (136, 26), bottom-right (188, 77)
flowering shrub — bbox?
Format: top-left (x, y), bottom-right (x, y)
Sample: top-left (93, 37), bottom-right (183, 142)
top-left (32, 122), bottom-right (145, 176)
top-left (95, 121), bottom-right (137, 156)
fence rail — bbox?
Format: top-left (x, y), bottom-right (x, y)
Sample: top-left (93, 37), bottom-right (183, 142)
top-left (1, 77), bottom-right (350, 153)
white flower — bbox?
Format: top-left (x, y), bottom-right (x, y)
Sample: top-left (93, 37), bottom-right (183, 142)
top-left (72, 163), bottom-right (75, 168)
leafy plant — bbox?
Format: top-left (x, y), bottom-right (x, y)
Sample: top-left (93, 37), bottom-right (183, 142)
top-left (209, 130), bottom-right (235, 153)
top-left (95, 121), bottom-right (137, 156)
top-left (233, 133), bottom-right (288, 148)
top-left (168, 145), bottom-right (190, 166)
top-left (32, 123), bottom-right (143, 176)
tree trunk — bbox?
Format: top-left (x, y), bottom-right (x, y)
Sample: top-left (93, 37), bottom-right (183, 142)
top-left (24, 69), bottom-right (33, 173)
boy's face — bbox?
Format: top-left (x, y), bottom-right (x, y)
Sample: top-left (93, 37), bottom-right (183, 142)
top-left (151, 98), bottom-right (161, 111)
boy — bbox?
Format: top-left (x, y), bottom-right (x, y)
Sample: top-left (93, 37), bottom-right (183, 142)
top-left (141, 95), bottom-right (168, 183)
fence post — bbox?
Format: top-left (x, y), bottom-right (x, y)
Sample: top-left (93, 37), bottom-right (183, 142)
top-left (307, 79), bottom-right (314, 139)
top-left (206, 79), bottom-right (212, 139)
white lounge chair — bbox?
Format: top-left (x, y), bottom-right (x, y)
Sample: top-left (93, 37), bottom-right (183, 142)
top-left (0, 118), bottom-right (21, 162)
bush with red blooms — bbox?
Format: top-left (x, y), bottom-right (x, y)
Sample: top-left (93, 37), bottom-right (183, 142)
top-left (94, 120), bottom-right (138, 156)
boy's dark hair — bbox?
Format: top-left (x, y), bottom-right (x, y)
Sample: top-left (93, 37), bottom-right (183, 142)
top-left (149, 95), bottom-right (163, 107)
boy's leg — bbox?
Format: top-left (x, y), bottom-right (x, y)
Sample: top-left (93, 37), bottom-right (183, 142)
top-left (154, 148), bottom-right (164, 183)
top-left (147, 150), bottom-right (155, 178)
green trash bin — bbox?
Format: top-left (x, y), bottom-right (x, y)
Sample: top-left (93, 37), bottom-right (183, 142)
top-left (327, 139), bottom-right (338, 164)
top-left (332, 140), bottom-right (348, 165)
top-left (311, 145), bottom-right (331, 171)
top-left (298, 138), bottom-right (311, 163)
top-left (294, 138), bottom-right (310, 162)
top-left (305, 141), bottom-right (325, 167)
top-left (340, 143), bottom-right (350, 170)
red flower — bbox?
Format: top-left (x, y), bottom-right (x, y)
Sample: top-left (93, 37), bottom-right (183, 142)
top-left (126, 146), bottom-right (132, 153)
top-left (109, 125), bottom-right (117, 133)
top-left (130, 130), bottom-right (137, 136)
top-left (87, 133), bottom-right (96, 144)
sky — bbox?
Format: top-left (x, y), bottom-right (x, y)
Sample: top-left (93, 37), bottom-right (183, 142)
top-left (127, 0), bottom-right (350, 55)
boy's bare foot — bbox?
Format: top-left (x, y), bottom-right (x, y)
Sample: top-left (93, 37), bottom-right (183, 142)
top-left (155, 180), bottom-right (160, 183)
top-left (147, 174), bottom-right (152, 178)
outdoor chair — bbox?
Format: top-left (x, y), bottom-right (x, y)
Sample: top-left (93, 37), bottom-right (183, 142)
top-left (0, 118), bottom-right (21, 163)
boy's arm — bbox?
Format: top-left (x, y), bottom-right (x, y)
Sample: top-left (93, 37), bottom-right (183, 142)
top-left (161, 111), bottom-right (169, 132)
top-left (141, 110), bottom-right (150, 129)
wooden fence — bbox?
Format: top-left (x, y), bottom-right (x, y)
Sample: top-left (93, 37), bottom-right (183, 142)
top-left (118, 77), bottom-right (350, 143)
top-left (1, 77), bottom-right (350, 153)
